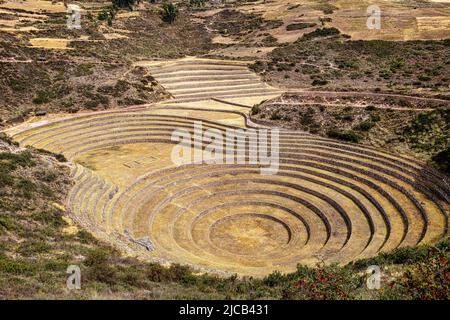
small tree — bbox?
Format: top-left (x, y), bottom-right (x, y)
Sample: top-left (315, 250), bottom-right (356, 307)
top-left (98, 0), bottom-right (141, 26)
top-left (98, 6), bottom-right (118, 26)
top-left (160, 3), bottom-right (178, 24)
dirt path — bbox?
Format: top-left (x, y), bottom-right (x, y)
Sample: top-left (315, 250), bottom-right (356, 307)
top-left (0, 58), bottom-right (33, 63)
top-left (268, 102), bottom-right (435, 111)
top-left (286, 90), bottom-right (449, 104)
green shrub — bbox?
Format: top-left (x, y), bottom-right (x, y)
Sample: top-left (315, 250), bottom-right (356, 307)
top-left (32, 91), bottom-right (51, 105)
top-left (337, 114), bottom-right (354, 121)
top-left (0, 254), bottom-right (37, 275)
top-left (251, 104), bottom-right (260, 115)
top-left (418, 75), bottom-right (431, 82)
top-left (397, 247), bottom-right (449, 300)
top-left (74, 63), bottom-right (94, 77)
top-left (432, 147), bottom-right (450, 175)
top-left (300, 107), bottom-right (315, 125)
top-left (32, 210), bottom-right (66, 229)
top-left (335, 58), bottom-right (359, 70)
top-left (36, 170), bottom-right (58, 183)
top-left (319, 17), bottom-right (332, 25)
top-left (77, 230), bottom-right (97, 244)
top-left (312, 79), bottom-right (328, 86)
top-left (84, 94), bottom-right (109, 109)
top-left (84, 248), bottom-right (117, 284)
top-left (262, 35), bottom-right (278, 46)
top-left (286, 22), bottom-right (316, 31)
top-left (316, 2), bottom-right (337, 15)
top-left (389, 58), bottom-right (404, 71)
top-left (270, 110), bottom-right (282, 120)
top-left (42, 259), bottom-right (69, 272)
top-left (0, 133), bottom-right (19, 147)
top-left (145, 263), bottom-right (173, 282)
top-left (35, 148), bottom-right (67, 162)
top-left (283, 264), bottom-right (361, 300)
top-left (32, 84), bottom-right (71, 105)
top-left (0, 150), bottom-right (35, 170)
top-left (15, 178), bottom-right (35, 199)
top-left (301, 64), bottom-right (320, 74)
top-left (113, 80), bottom-right (129, 96)
top-left (263, 270), bottom-right (285, 287)
top-left (7, 78), bottom-right (27, 92)
top-left (160, 3), bottom-right (179, 24)
top-left (303, 27), bottom-right (340, 40)
top-left (190, 0), bottom-right (207, 7)
top-left (327, 129), bottom-right (361, 143)
top-left (0, 172), bottom-right (14, 188)
top-left (276, 62), bottom-right (292, 71)
top-left (112, 0), bottom-right (138, 8)
top-left (98, 6), bottom-right (118, 26)
top-left (0, 215), bottom-right (16, 231)
top-left (17, 240), bottom-right (51, 257)
top-left (354, 120), bottom-right (375, 131)
top-left (350, 242), bottom-right (445, 270)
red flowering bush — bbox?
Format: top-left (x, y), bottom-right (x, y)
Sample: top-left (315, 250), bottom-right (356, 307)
top-left (280, 264), bottom-right (362, 300)
top-left (396, 246), bottom-right (449, 300)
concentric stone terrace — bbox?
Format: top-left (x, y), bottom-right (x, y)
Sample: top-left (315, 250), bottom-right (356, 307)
top-left (136, 57), bottom-right (282, 103)
top-left (6, 59), bottom-right (450, 276)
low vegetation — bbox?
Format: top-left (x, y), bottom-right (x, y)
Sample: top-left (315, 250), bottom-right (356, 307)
top-left (160, 3), bottom-right (179, 24)
top-left (206, 9), bottom-right (283, 38)
top-left (405, 108), bottom-right (450, 173)
top-left (327, 129), bottom-right (361, 143)
top-left (286, 23), bottom-right (317, 31)
top-left (250, 31), bottom-right (450, 96)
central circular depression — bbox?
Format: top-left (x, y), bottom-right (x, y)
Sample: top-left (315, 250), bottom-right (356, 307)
top-left (209, 213), bottom-right (292, 256)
